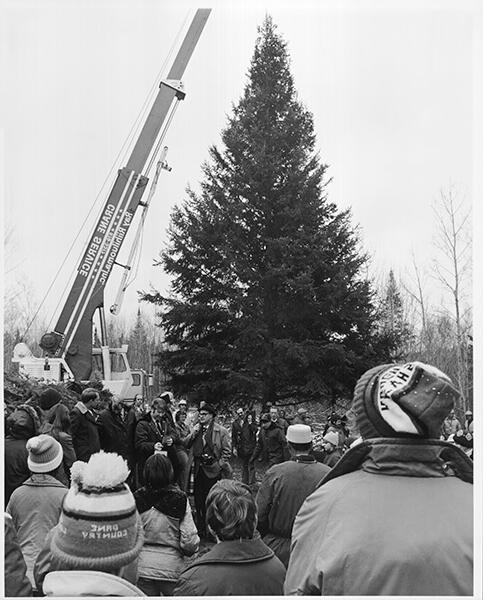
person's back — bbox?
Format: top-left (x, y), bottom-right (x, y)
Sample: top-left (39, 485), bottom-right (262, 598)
top-left (6, 435), bottom-right (67, 592)
top-left (256, 425), bottom-right (329, 567)
top-left (287, 443), bottom-right (472, 595)
top-left (34, 451), bottom-right (144, 597)
top-left (134, 454), bottom-right (199, 596)
top-left (174, 480), bottom-right (285, 596)
top-left (285, 361), bottom-right (473, 596)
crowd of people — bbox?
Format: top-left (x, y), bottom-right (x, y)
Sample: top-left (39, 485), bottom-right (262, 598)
top-left (3, 360), bottom-right (474, 596)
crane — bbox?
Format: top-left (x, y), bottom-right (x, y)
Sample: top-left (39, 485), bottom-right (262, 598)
top-left (13, 9), bottom-right (211, 398)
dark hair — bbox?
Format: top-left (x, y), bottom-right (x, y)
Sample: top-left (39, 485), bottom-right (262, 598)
top-left (50, 403), bottom-right (71, 433)
top-left (143, 454), bottom-right (174, 489)
top-left (175, 410), bottom-right (186, 424)
top-left (206, 479), bottom-right (257, 541)
top-left (289, 441), bottom-right (312, 453)
top-left (151, 397), bottom-right (168, 411)
top-left (81, 388), bottom-right (99, 403)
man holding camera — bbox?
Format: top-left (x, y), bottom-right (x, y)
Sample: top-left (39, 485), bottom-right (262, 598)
top-left (185, 401), bottom-right (231, 537)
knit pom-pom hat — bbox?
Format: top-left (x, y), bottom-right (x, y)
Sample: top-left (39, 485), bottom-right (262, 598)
top-left (27, 434), bottom-right (63, 473)
top-left (352, 361), bottom-right (459, 439)
top-left (51, 451), bottom-right (143, 571)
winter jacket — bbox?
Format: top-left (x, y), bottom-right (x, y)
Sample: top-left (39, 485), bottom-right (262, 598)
top-left (6, 474), bottom-right (67, 590)
top-left (70, 401), bottom-right (100, 462)
top-left (251, 423), bottom-right (290, 467)
top-left (186, 420), bottom-right (232, 478)
top-left (134, 413), bottom-right (180, 485)
top-left (285, 438), bottom-right (473, 596)
top-left (322, 446), bottom-right (343, 468)
top-left (256, 455), bottom-right (330, 567)
top-left (42, 570), bottom-right (145, 596)
top-left (4, 512), bottom-right (32, 597)
top-left (39, 424), bottom-right (76, 486)
top-left (134, 484), bottom-right (199, 582)
top-left (98, 405), bottom-right (137, 469)
top-left (4, 405), bottom-right (40, 504)
top-left (173, 537), bottom-right (286, 596)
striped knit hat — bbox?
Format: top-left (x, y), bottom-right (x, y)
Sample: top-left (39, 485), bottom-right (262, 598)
top-left (51, 452), bottom-right (143, 571)
top-left (27, 434), bottom-right (63, 473)
top-left (352, 361), bottom-right (459, 439)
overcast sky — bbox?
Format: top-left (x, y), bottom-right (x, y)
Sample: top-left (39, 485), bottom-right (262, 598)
top-left (3, 0), bottom-right (481, 333)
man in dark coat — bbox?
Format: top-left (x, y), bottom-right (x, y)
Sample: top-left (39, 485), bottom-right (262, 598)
top-left (4, 404), bottom-right (40, 504)
top-left (98, 395), bottom-right (137, 472)
top-left (232, 408), bottom-right (258, 485)
top-left (70, 388), bottom-right (101, 462)
top-left (256, 424), bottom-right (329, 567)
top-left (134, 397), bottom-right (179, 487)
top-left (250, 413), bottom-right (290, 468)
top-left (173, 480), bottom-right (285, 596)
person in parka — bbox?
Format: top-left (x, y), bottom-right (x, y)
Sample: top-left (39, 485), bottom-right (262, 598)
top-left (4, 403), bottom-right (40, 504)
top-left (173, 480), bottom-right (285, 596)
top-left (250, 413), bottom-right (290, 468)
top-left (285, 361), bottom-right (474, 596)
top-left (256, 424), bottom-right (329, 567)
top-left (6, 435), bottom-right (67, 592)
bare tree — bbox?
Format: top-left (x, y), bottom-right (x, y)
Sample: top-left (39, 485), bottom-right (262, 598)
top-left (431, 184), bottom-right (472, 409)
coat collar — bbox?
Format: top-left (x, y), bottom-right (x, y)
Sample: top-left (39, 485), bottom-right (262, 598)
top-left (22, 474), bottom-right (67, 488)
top-left (295, 454), bottom-right (317, 463)
top-left (319, 438), bottom-right (473, 487)
top-left (187, 538), bottom-right (274, 566)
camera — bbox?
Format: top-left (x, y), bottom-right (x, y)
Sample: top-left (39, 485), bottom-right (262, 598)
top-left (200, 453), bottom-right (215, 466)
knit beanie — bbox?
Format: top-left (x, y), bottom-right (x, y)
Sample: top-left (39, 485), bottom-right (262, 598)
top-left (322, 431), bottom-right (339, 447)
top-left (27, 434), bottom-right (63, 473)
top-left (352, 361), bottom-right (459, 439)
top-left (51, 452), bottom-right (144, 571)
top-left (39, 387), bottom-right (62, 411)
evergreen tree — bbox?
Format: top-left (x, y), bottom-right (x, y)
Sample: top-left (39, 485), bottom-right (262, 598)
top-left (378, 270), bottom-right (412, 360)
top-left (127, 307), bottom-right (152, 369)
top-left (144, 16), bottom-right (384, 409)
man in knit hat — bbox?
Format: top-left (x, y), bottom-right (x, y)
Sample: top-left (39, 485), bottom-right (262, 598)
top-left (320, 430), bottom-right (343, 467)
top-left (256, 424), bottom-right (329, 567)
top-left (285, 361), bottom-right (473, 596)
top-left (6, 434), bottom-right (67, 593)
top-left (34, 451), bottom-right (144, 596)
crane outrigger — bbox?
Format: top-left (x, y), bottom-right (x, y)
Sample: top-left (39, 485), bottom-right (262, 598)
top-left (13, 9), bottom-right (211, 398)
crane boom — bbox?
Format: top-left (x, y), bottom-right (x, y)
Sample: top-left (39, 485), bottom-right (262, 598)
top-left (22, 9), bottom-right (212, 391)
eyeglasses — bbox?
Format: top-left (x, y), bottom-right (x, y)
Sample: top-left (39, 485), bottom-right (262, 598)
top-left (199, 411), bottom-right (210, 416)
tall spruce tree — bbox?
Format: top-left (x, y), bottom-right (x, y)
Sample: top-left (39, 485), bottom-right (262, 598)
top-left (144, 17), bottom-right (384, 409)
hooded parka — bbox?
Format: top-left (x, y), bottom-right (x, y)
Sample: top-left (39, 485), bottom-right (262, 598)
top-left (285, 438), bottom-right (473, 596)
